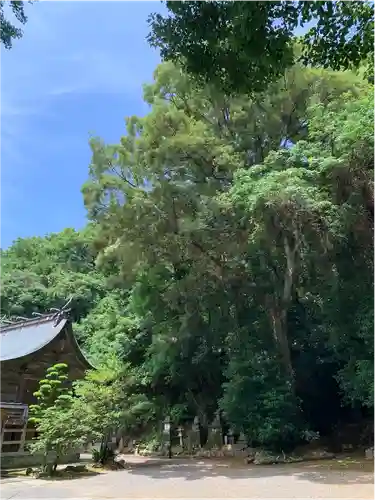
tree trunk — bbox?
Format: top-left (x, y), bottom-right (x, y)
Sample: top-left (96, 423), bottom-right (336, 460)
top-left (266, 235), bottom-right (299, 380)
top-left (270, 306), bottom-right (293, 379)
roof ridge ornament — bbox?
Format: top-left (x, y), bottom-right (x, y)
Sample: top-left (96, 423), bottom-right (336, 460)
top-left (51, 296), bottom-right (73, 327)
top-left (32, 312), bottom-right (51, 318)
top-left (0, 316), bottom-right (16, 326)
top-left (0, 297), bottom-right (73, 329)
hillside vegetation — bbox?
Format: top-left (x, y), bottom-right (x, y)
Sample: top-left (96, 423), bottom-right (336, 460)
top-left (1, 60), bottom-right (373, 450)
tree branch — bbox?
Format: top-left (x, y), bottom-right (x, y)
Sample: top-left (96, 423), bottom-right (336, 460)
top-left (107, 159), bottom-right (138, 189)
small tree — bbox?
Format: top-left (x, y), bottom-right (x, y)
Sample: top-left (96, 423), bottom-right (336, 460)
top-left (72, 367), bottom-right (124, 465)
top-left (28, 363), bottom-right (77, 474)
top-left (71, 363), bottom-right (156, 465)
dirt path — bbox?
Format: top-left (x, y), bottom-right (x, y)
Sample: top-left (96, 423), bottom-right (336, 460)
top-left (1, 457), bottom-right (373, 499)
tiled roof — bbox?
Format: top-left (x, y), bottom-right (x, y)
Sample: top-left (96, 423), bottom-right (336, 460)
top-left (0, 315), bottom-right (67, 361)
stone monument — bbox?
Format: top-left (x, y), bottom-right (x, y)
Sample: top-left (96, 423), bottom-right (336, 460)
top-left (186, 416), bottom-right (201, 454)
top-left (205, 411), bottom-right (223, 451)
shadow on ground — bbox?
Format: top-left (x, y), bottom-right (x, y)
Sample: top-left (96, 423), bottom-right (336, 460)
top-left (1, 467), bottom-right (101, 482)
top-left (123, 458), bottom-right (374, 486)
top-left (0, 469), bottom-right (35, 481)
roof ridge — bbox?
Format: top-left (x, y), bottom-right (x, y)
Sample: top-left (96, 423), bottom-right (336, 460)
top-left (0, 298), bottom-right (73, 333)
top-left (0, 314), bottom-right (64, 333)
top-left (0, 316), bottom-right (69, 362)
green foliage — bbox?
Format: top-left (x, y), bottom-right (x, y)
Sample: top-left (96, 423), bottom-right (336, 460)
top-left (91, 446), bottom-right (114, 466)
top-left (221, 340), bottom-right (303, 451)
top-left (0, 227), bottom-right (103, 322)
top-left (148, 1), bottom-right (374, 94)
top-left (29, 363), bottom-right (152, 472)
top-left (29, 363), bottom-right (71, 426)
top-left (0, 1), bottom-right (35, 49)
top-left (28, 364), bottom-right (77, 473)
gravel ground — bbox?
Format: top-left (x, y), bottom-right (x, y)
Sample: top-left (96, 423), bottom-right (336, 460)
top-left (1, 457), bottom-right (373, 499)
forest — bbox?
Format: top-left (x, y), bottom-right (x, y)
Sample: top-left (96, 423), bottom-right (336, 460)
top-left (1, 1), bottom-right (374, 456)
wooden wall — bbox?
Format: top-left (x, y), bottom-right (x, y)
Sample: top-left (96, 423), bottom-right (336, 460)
top-left (1, 327), bottom-right (89, 455)
top-left (1, 328), bottom-right (88, 405)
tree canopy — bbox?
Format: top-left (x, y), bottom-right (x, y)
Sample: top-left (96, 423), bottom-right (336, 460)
top-left (148, 1), bottom-right (374, 94)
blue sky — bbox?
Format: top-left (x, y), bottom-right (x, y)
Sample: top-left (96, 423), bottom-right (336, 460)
top-left (1, 1), bottom-right (164, 248)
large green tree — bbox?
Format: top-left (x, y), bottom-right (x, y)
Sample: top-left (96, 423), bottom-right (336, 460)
top-left (81, 60), bottom-right (373, 447)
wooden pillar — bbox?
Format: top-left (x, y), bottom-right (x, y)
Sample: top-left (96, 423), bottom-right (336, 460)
top-left (19, 423), bottom-right (27, 452)
top-left (17, 374), bottom-right (26, 402)
top-left (0, 421), bottom-right (5, 453)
